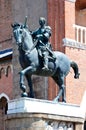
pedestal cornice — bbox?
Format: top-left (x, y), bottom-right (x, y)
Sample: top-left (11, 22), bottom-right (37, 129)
top-left (65, 0), bottom-right (76, 3)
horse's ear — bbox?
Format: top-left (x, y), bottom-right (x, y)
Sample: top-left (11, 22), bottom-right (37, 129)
top-left (11, 24), bottom-right (14, 28)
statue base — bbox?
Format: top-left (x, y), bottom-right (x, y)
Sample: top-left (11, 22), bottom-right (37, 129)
top-left (5, 97), bottom-right (85, 130)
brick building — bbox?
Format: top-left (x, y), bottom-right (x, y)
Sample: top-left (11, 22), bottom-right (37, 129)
top-left (0, 0), bottom-right (86, 129)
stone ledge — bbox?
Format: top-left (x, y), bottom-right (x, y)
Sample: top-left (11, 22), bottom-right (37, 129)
top-left (7, 97), bottom-right (85, 123)
top-left (63, 38), bottom-right (86, 50)
top-left (65, 0), bottom-right (76, 3)
top-left (5, 113), bottom-right (84, 123)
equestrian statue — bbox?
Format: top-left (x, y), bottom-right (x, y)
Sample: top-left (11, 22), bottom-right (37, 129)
top-left (11, 16), bottom-right (80, 102)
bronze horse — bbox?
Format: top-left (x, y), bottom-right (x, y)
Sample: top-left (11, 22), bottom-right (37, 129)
top-left (11, 20), bottom-right (80, 102)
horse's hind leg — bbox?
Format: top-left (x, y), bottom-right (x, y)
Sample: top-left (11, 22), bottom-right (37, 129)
top-left (52, 75), bottom-right (66, 102)
top-left (62, 84), bottom-right (66, 102)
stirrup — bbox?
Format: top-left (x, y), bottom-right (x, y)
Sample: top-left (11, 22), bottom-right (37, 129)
top-left (53, 56), bottom-right (56, 60)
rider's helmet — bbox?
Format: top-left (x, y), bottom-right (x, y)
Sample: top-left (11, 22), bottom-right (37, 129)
top-left (39, 17), bottom-right (46, 27)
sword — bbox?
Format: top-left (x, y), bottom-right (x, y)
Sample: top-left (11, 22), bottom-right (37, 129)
top-left (39, 40), bottom-right (56, 59)
top-left (24, 16), bottom-right (28, 28)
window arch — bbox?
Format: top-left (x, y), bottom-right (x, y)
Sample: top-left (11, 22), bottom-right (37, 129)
top-left (0, 93), bottom-right (9, 101)
top-left (0, 68), bottom-right (5, 78)
top-left (0, 93), bottom-right (9, 130)
top-left (0, 93), bottom-right (9, 115)
top-left (6, 65), bottom-right (12, 77)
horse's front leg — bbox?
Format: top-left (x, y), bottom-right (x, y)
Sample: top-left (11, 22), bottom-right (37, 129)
top-left (25, 74), bottom-right (34, 98)
top-left (19, 66), bottom-right (36, 97)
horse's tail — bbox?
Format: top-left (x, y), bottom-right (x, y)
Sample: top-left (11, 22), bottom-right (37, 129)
top-left (70, 61), bottom-right (80, 79)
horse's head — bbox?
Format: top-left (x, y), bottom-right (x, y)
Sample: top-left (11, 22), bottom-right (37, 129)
top-left (11, 23), bottom-right (25, 46)
top-left (12, 21), bottom-right (34, 51)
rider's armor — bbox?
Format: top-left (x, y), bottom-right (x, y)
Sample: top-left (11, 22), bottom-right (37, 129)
top-left (31, 18), bottom-right (55, 70)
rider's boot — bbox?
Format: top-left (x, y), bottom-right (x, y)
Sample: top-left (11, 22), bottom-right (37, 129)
top-left (42, 57), bottom-right (49, 70)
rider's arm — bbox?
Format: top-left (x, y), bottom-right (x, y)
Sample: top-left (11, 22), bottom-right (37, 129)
top-left (31, 29), bottom-right (38, 39)
top-left (43, 32), bottom-right (51, 39)
top-left (43, 26), bottom-right (52, 41)
top-left (43, 31), bottom-right (51, 41)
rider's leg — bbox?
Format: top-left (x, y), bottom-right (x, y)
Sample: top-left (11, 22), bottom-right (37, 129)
top-left (42, 51), bottom-right (49, 70)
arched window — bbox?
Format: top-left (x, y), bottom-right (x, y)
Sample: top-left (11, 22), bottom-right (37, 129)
top-left (6, 66), bottom-right (11, 77)
top-left (0, 93), bottom-right (9, 130)
top-left (0, 93), bottom-right (9, 114)
top-left (0, 68), bottom-right (5, 78)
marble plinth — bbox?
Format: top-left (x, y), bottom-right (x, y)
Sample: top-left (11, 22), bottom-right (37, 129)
top-left (5, 97), bottom-right (85, 130)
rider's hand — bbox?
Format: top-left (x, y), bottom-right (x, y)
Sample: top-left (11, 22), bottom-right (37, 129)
top-left (36, 34), bottom-right (43, 39)
top-left (25, 50), bottom-right (30, 55)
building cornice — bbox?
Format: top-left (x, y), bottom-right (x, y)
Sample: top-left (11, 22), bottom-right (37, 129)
top-left (63, 38), bottom-right (86, 50)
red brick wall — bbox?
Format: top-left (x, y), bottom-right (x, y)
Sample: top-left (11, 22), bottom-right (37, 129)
top-left (0, 1), bottom-right (13, 130)
top-left (64, 1), bottom-right (75, 39)
top-left (47, 0), bottom-right (86, 105)
top-left (47, 0), bottom-right (65, 101)
top-left (75, 0), bottom-right (86, 26)
top-left (47, 0), bottom-right (65, 52)
top-left (64, 1), bottom-right (86, 104)
top-left (0, 0), bottom-right (13, 99)
top-left (0, 62), bottom-right (13, 99)
top-left (65, 47), bottom-right (86, 105)
top-left (0, 0), bottom-right (12, 50)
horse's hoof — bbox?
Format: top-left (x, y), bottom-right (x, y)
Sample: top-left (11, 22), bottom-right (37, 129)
top-left (74, 74), bottom-right (80, 79)
top-left (21, 92), bottom-right (28, 97)
top-left (53, 98), bottom-right (59, 103)
top-left (62, 100), bottom-right (66, 103)
top-left (28, 92), bottom-right (35, 98)
top-left (30, 94), bottom-right (35, 98)
top-left (20, 84), bottom-right (26, 92)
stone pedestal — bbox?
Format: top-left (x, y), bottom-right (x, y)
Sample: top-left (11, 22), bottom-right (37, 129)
top-left (5, 98), bottom-right (85, 130)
